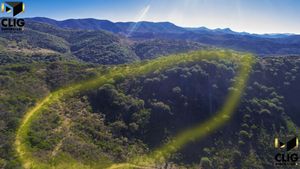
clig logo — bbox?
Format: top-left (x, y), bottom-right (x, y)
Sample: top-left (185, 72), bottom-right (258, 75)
top-left (274, 136), bottom-right (299, 166)
top-left (1, 1), bottom-right (24, 16)
top-left (1, 1), bottom-right (25, 31)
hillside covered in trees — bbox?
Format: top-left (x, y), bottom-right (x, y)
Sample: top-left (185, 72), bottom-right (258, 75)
top-left (1, 49), bottom-right (300, 168)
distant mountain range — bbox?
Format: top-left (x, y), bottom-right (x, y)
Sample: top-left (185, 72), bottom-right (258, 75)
top-left (27, 17), bottom-right (295, 38)
top-left (1, 17), bottom-right (300, 65)
top-left (26, 17), bottom-right (187, 34)
top-left (24, 17), bottom-right (300, 57)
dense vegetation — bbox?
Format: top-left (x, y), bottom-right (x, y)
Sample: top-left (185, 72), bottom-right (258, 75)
top-left (1, 50), bottom-right (300, 168)
top-left (14, 50), bottom-right (252, 169)
top-left (86, 56), bottom-right (300, 168)
top-left (133, 39), bottom-right (208, 60)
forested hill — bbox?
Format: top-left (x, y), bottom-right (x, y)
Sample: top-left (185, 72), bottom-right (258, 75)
top-left (1, 50), bottom-right (300, 168)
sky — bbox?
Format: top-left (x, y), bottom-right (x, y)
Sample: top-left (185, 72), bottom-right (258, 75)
top-left (10, 0), bottom-right (300, 34)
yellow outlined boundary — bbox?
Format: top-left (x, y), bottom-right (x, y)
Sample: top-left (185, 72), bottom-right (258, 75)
top-left (14, 50), bottom-right (255, 169)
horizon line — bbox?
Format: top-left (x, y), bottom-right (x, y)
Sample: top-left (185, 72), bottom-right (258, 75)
top-left (25, 16), bottom-right (300, 35)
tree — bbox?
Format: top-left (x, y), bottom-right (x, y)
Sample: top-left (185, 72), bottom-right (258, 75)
top-left (200, 157), bottom-right (212, 169)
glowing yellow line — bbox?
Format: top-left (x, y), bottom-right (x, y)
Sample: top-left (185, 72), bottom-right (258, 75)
top-left (15, 94), bottom-right (53, 169)
top-left (14, 50), bottom-right (255, 169)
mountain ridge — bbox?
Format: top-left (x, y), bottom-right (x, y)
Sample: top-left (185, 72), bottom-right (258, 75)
top-left (1, 17), bottom-right (300, 66)
top-left (26, 17), bottom-right (296, 37)
top-left (24, 17), bottom-right (300, 57)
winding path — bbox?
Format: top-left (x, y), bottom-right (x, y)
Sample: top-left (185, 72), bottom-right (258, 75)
top-left (14, 50), bottom-right (255, 169)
